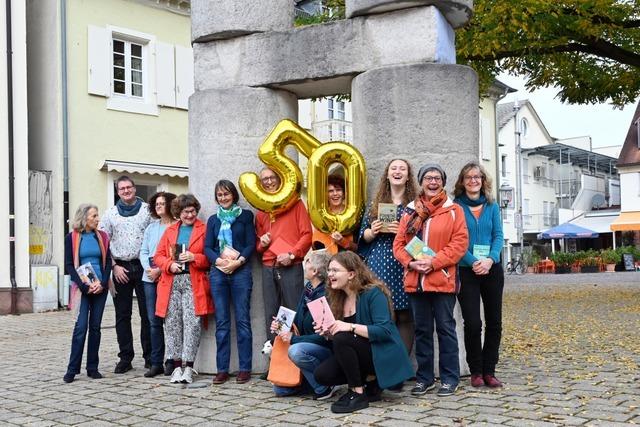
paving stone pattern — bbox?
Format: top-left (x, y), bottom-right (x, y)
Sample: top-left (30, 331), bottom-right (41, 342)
top-left (1, 273), bottom-right (638, 426)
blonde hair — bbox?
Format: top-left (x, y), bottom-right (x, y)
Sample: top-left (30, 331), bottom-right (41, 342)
top-left (71, 204), bottom-right (98, 231)
top-left (453, 162), bottom-right (494, 204)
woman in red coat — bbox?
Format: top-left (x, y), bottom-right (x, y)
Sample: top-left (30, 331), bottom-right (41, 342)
top-left (154, 194), bottom-right (213, 384)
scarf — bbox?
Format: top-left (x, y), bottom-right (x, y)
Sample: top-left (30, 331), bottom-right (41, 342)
top-left (406, 190), bottom-right (448, 236)
top-left (71, 229), bottom-right (109, 270)
top-left (455, 193), bottom-right (487, 207)
top-left (303, 280), bottom-right (315, 304)
top-left (116, 197), bottom-right (143, 217)
top-left (217, 204), bottom-right (242, 251)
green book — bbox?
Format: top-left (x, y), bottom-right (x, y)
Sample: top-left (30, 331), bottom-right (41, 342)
top-left (404, 236), bottom-right (436, 259)
top-left (473, 244), bottom-right (490, 259)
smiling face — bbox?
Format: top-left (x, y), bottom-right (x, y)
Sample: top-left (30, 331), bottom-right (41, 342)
top-left (327, 260), bottom-right (355, 291)
top-left (259, 169), bottom-right (280, 194)
top-left (117, 179), bottom-right (137, 204)
top-left (327, 184), bottom-right (345, 212)
top-left (180, 206), bottom-right (198, 226)
top-left (85, 208), bottom-right (100, 231)
top-left (216, 187), bottom-right (234, 209)
top-left (387, 159), bottom-right (409, 186)
top-left (463, 167), bottom-right (483, 197)
top-left (421, 170), bottom-right (444, 198)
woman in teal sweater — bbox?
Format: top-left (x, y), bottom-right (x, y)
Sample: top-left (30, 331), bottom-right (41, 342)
top-left (314, 252), bottom-right (413, 414)
top-left (453, 162), bottom-right (505, 388)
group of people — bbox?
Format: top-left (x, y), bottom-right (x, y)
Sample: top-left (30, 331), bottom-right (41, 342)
top-left (63, 158), bottom-right (505, 415)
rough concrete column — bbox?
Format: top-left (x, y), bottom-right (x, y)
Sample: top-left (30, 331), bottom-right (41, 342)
top-left (352, 63), bottom-right (479, 376)
top-left (190, 87), bottom-right (298, 374)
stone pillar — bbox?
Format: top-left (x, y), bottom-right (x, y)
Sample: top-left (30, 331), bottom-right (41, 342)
top-left (190, 87), bottom-right (298, 374)
top-left (352, 62), bottom-right (478, 376)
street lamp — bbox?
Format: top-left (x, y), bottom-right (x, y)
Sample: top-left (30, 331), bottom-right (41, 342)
top-left (499, 185), bottom-right (513, 211)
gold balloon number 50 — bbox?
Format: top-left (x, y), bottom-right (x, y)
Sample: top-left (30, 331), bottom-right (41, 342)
top-left (238, 120), bottom-right (366, 234)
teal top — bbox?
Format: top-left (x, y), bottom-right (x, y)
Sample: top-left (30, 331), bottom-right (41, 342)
top-left (355, 287), bottom-right (414, 389)
top-left (80, 231), bottom-right (103, 282)
top-left (454, 201), bottom-right (504, 267)
top-left (177, 224), bottom-right (193, 246)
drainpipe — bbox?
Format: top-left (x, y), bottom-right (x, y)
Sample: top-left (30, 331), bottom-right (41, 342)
top-left (5, 0), bottom-right (18, 314)
top-left (61, 0), bottom-right (69, 233)
top-left (494, 86), bottom-right (510, 266)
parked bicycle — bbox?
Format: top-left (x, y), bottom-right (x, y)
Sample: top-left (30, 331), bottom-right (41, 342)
top-left (505, 256), bottom-right (524, 275)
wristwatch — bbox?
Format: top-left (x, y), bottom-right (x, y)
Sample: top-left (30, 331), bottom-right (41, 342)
top-left (288, 252), bottom-right (295, 261)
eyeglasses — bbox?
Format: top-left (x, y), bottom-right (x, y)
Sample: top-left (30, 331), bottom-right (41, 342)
top-left (216, 192), bottom-right (231, 198)
top-left (118, 185), bottom-right (134, 191)
top-left (423, 176), bottom-right (443, 183)
top-left (464, 175), bottom-right (483, 182)
top-left (181, 208), bottom-right (197, 216)
top-left (261, 176), bottom-right (278, 183)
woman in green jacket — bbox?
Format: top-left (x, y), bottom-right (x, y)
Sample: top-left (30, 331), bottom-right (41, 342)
top-left (314, 252), bottom-right (413, 414)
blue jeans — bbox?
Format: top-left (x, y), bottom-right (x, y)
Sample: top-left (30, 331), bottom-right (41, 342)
top-left (143, 281), bottom-right (165, 367)
top-left (66, 290), bottom-right (108, 374)
top-left (410, 292), bottom-right (459, 387)
top-left (210, 266), bottom-right (253, 372)
top-left (289, 342), bottom-right (333, 394)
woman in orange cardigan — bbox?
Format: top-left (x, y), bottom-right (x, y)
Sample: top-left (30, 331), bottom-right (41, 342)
top-left (393, 164), bottom-right (468, 398)
top-left (154, 194), bottom-right (213, 384)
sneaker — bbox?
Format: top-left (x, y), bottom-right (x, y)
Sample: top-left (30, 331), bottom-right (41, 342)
top-left (411, 382), bottom-right (436, 396)
top-left (181, 366), bottom-right (197, 384)
top-left (87, 371), bottom-right (103, 379)
top-left (437, 383), bottom-right (458, 397)
top-left (144, 365), bottom-right (164, 378)
top-left (365, 380), bottom-right (383, 402)
top-left (63, 373), bottom-right (75, 383)
top-left (170, 367), bottom-right (183, 383)
top-left (313, 386), bottom-right (336, 401)
top-left (164, 360), bottom-right (175, 376)
top-left (236, 371), bottom-right (251, 384)
top-left (330, 390), bottom-right (369, 414)
top-left (212, 372), bottom-right (229, 385)
top-left (470, 374), bottom-right (485, 387)
top-left (483, 374), bottom-right (503, 388)
top-left (114, 360), bottom-right (132, 374)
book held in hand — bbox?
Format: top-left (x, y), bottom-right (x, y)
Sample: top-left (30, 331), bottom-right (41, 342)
top-left (404, 236), bottom-right (449, 278)
top-left (307, 296), bottom-right (336, 331)
top-left (216, 245), bottom-right (241, 273)
top-left (378, 203), bottom-right (397, 233)
top-left (473, 244), bottom-right (490, 259)
top-left (76, 262), bottom-right (100, 285)
top-left (273, 306), bottom-right (296, 335)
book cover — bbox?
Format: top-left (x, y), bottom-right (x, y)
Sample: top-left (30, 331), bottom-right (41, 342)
top-left (307, 296), bottom-right (336, 331)
top-left (76, 262), bottom-right (100, 286)
top-left (378, 203), bottom-right (398, 233)
top-left (273, 306), bottom-right (296, 335)
top-left (404, 236), bottom-right (436, 260)
top-left (220, 245), bottom-right (240, 260)
top-left (269, 236), bottom-right (295, 257)
top-left (473, 244), bottom-right (490, 259)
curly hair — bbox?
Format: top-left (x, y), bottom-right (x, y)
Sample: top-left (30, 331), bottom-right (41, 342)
top-left (452, 162), bottom-right (494, 204)
top-left (369, 159), bottom-right (418, 220)
top-left (171, 194), bottom-right (201, 218)
top-left (326, 251), bottom-right (394, 321)
top-left (148, 192), bottom-right (177, 219)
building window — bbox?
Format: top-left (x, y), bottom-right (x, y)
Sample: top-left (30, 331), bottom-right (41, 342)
top-left (112, 39), bottom-right (144, 98)
top-left (543, 201), bottom-right (550, 226)
top-left (523, 199), bottom-right (531, 225)
top-left (501, 155), bottom-right (507, 178)
top-left (522, 158), bottom-right (529, 184)
top-left (339, 124), bottom-right (346, 141)
top-left (328, 98), bottom-right (345, 120)
top-left (520, 118), bottom-right (529, 137)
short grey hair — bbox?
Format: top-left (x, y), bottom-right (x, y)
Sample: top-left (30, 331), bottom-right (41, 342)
top-left (71, 203), bottom-right (98, 232)
top-left (307, 250), bottom-right (332, 283)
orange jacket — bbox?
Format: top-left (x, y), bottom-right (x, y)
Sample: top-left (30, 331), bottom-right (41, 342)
top-left (393, 197), bottom-right (468, 294)
top-left (154, 219), bottom-right (214, 318)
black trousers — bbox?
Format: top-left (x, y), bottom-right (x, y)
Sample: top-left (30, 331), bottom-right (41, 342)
top-left (314, 332), bottom-right (375, 388)
top-left (457, 263), bottom-right (504, 375)
top-left (113, 259), bottom-right (151, 364)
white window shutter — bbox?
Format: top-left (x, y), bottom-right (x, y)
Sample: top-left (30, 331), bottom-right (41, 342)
top-left (156, 42), bottom-right (176, 107)
top-left (481, 118), bottom-right (492, 161)
top-left (87, 25), bottom-right (110, 96)
top-left (175, 46), bottom-right (194, 110)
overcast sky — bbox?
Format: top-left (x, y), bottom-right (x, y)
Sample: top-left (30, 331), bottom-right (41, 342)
top-left (497, 73), bottom-right (637, 149)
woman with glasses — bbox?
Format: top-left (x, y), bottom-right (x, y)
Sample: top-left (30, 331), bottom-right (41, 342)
top-left (140, 191), bottom-right (177, 378)
top-left (270, 250), bottom-right (333, 399)
top-left (393, 163), bottom-right (468, 398)
top-left (205, 180), bottom-right (256, 385)
top-left (311, 174), bottom-right (358, 254)
top-left (453, 162), bottom-right (504, 388)
top-left (313, 252), bottom-right (413, 414)
top-left (357, 159), bottom-right (418, 385)
top-left (154, 194), bottom-right (213, 384)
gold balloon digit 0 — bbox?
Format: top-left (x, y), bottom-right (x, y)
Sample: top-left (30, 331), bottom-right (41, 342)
top-left (307, 141), bottom-right (366, 235)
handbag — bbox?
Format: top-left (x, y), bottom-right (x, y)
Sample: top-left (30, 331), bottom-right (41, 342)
top-left (267, 324), bottom-right (302, 387)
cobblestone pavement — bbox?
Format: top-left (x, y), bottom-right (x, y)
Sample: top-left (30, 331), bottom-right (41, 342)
top-left (1, 272), bottom-right (639, 426)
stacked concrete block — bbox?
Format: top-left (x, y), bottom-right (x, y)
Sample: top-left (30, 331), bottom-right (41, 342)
top-left (346, 0), bottom-right (473, 28)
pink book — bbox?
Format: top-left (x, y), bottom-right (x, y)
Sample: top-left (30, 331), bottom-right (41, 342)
top-left (307, 296), bottom-right (335, 331)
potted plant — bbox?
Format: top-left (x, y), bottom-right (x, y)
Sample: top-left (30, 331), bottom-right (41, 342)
top-left (580, 251), bottom-right (599, 273)
top-left (527, 252), bottom-right (541, 273)
top-left (550, 252), bottom-right (573, 274)
top-left (601, 249), bottom-right (621, 272)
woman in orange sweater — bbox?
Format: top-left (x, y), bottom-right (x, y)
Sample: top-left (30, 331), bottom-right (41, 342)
top-left (393, 164), bottom-right (468, 398)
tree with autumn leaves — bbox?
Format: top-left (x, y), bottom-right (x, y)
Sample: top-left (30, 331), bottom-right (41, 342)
top-left (299, 0), bottom-right (639, 107)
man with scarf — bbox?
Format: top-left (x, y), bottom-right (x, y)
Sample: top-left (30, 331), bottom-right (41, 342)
top-left (99, 175), bottom-right (152, 374)
top-left (392, 164), bottom-right (468, 398)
